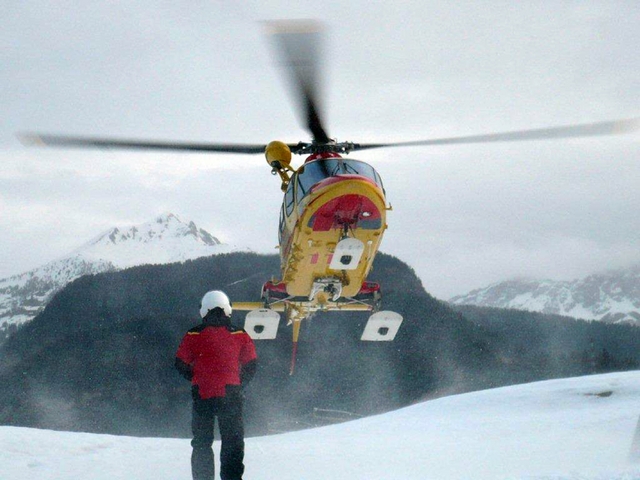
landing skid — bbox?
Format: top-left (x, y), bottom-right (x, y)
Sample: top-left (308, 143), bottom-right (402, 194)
top-left (235, 298), bottom-right (403, 374)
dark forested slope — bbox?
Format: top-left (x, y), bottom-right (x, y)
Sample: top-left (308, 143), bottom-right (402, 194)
top-left (452, 304), bottom-right (640, 383)
top-left (0, 252), bottom-right (638, 437)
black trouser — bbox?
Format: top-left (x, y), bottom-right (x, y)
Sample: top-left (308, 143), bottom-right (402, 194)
top-left (191, 386), bottom-right (245, 480)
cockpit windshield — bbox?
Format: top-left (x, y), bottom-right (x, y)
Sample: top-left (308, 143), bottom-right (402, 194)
top-left (296, 159), bottom-right (383, 199)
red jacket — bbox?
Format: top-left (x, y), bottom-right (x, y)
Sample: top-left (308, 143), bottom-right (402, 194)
top-left (175, 323), bottom-right (257, 399)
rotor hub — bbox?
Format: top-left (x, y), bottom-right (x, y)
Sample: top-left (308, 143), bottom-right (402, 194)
top-left (291, 141), bottom-right (359, 156)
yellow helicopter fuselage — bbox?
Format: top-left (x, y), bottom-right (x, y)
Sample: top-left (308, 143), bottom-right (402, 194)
top-left (275, 154), bottom-right (387, 301)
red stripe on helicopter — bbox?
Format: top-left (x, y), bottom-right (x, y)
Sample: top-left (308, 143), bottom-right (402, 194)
top-left (308, 194), bottom-right (382, 232)
top-left (304, 151), bottom-right (343, 163)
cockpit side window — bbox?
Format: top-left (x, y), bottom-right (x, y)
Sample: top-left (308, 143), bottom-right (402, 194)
top-left (284, 175), bottom-right (295, 216)
top-left (374, 170), bottom-right (385, 194)
top-left (296, 172), bottom-right (306, 199)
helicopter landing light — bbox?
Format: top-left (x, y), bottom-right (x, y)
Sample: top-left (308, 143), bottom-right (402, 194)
top-left (329, 238), bottom-right (364, 270)
top-left (245, 309), bottom-right (280, 340)
top-left (361, 311), bottom-right (403, 341)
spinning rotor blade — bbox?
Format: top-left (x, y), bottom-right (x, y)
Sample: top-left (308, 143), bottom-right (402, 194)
top-left (19, 134), bottom-right (269, 155)
top-left (353, 118), bottom-right (640, 152)
top-left (266, 20), bottom-right (331, 144)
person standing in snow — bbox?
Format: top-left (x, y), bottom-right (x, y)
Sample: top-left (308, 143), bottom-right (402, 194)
top-left (175, 290), bottom-right (257, 480)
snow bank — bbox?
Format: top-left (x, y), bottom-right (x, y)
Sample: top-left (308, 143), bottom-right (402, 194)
top-left (1, 371), bottom-right (639, 480)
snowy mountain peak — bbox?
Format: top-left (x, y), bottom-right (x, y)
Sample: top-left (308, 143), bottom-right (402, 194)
top-left (449, 265), bottom-right (640, 326)
top-left (89, 213), bottom-right (221, 249)
top-left (0, 214), bottom-right (247, 333)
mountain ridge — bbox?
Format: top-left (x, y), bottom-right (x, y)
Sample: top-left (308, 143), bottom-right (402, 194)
top-left (449, 265), bottom-right (640, 326)
top-left (2, 251), bottom-right (639, 438)
top-left (0, 213), bottom-right (247, 334)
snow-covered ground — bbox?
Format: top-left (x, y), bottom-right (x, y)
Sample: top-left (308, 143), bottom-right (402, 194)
top-left (2, 372), bottom-right (639, 480)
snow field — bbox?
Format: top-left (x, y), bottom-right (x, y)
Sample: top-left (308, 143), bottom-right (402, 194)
top-left (1, 371), bottom-right (639, 480)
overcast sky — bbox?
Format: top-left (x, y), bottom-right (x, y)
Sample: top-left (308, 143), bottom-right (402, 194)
top-left (1, 1), bottom-right (639, 299)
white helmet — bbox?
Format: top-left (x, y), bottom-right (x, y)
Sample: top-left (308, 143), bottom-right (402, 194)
top-left (199, 290), bottom-right (232, 318)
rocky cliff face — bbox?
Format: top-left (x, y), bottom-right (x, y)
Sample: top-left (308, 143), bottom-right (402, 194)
top-left (449, 266), bottom-right (640, 326)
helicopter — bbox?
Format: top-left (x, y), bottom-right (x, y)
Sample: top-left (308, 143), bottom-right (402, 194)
top-left (21, 21), bottom-right (639, 374)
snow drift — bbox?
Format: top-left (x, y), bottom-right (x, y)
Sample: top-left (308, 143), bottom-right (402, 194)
top-left (1, 371), bottom-right (639, 480)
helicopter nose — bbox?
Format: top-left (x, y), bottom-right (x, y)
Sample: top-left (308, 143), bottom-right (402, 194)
top-left (304, 173), bottom-right (384, 231)
top-left (310, 192), bottom-right (382, 231)
top-left (333, 194), bottom-right (365, 225)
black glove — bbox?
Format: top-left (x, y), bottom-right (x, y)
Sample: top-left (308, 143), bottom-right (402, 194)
top-left (174, 358), bottom-right (193, 381)
top-left (240, 359), bottom-right (257, 385)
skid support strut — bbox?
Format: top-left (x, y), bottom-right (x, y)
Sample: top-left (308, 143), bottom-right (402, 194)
top-left (287, 305), bottom-right (307, 376)
top-left (290, 318), bottom-right (302, 375)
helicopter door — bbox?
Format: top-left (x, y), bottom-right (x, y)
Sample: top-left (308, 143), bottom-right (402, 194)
top-left (361, 311), bottom-right (403, 341)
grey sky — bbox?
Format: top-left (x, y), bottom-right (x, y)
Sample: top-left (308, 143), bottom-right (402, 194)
top-left (1, 1), bottom-right (639, 298)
